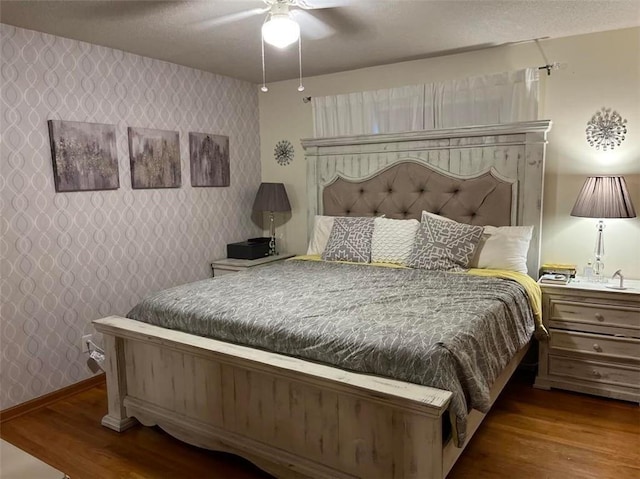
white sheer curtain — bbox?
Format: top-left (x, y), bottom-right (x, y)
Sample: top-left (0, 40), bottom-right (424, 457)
top-left (428, 68), bottom-right (539, 128)
top-left (312, 68), bottom-right (539, 137)
top-left (312, 85), bottom-right (424, 137)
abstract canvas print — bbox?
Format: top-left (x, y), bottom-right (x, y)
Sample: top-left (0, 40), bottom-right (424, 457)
top-left (48, 120), bottom-right (119, 192)
top-left (189, 132), bottom-right (230, 187)
top-left (128, 127), bottom-right (181, 189)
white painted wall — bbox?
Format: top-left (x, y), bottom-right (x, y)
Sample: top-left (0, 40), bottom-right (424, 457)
top-left (259, 27), bottom-right (640, 279)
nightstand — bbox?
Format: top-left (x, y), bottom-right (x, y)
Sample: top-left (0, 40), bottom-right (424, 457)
top-left (210, 253), bottom-right (296, 277)
top-left (534, 278), bottom-right (640, 403)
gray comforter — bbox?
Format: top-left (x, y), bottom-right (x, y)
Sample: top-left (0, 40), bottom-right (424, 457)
top-left (127, 259), bottom-right (535, 445)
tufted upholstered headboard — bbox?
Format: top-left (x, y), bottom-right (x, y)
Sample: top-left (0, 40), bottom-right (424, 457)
top-left (323, 160), bottom-right (515, 226)
top-left (302, 121), bottom-right (552, 276)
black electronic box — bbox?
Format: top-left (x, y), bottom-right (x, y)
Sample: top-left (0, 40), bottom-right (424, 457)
top-left (227, 237), bottom-right (270, 260)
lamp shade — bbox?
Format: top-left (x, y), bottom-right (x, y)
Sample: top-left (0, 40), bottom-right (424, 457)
top-left (252, 182), bottom-right (291, 212)
top-left (570, 176), bottom-right (636, 219)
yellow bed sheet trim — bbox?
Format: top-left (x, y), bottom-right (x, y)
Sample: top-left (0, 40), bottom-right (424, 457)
top-left (468, 268), bottom-right (546, 338)
top-left (291, 255), bottom-right (547, 338)
top-left (291, 254), bottom-right (408, 269)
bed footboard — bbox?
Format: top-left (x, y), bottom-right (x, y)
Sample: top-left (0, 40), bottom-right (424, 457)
top-left (100, 334), bottom-right (139, 432)
top-left (94, 316), bottom-right (453, 479)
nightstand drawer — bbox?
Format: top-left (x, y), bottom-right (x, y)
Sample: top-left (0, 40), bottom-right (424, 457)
top-left (549, 356), bottom-right (640, 390)
top-left (549, 329), bottom-right (640, 363)
top-left (549, 300), bottom-right (640, 337)
top-left (210, 254), bottom-right (295, 277)
top-left (213, 268), bottom-right (236, 277)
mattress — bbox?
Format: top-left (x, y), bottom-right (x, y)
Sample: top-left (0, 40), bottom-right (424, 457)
top-left (127, 259), bottom-right (535, 445)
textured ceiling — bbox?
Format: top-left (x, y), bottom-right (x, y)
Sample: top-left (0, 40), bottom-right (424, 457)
top-left (1, 0), bottom-right (639, 84)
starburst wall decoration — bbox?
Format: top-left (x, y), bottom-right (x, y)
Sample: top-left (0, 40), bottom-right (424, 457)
top-left (274, 140), bottom-right (294, 166)
top-left (586, 107), bottom-right (627, 151)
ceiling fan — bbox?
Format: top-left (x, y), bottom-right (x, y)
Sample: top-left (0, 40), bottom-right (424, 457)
top-left (201, 0), bottom-right (352, 92)
top-left (203, 0), bottom-right (350, 46)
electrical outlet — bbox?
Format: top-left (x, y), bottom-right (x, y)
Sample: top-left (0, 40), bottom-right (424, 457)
top-left (81, 334), bottom-right (92, 353)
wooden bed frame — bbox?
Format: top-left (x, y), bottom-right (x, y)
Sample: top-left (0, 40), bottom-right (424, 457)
top-left (94, 121), bottom-right (551, 479)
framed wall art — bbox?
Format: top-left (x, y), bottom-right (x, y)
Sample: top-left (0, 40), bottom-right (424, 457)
top-left (128, 127), bottom-right (181, 189)
top-left (48, 120), bottom-right (119, 192)
top-left (189, 132), bottom-right (230, 187)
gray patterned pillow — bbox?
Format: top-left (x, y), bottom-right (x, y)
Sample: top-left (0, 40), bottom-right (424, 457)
top-left (322, 217), bottom-right (375, 263)
top-left (408, 212), bottom-right (484, 271)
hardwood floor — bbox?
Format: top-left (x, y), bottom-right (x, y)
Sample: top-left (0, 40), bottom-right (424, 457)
top-left (0, 372), bottom-right (638, 479)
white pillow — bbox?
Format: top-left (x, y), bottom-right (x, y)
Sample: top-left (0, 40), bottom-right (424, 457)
top-left (371, 217), bottom-right (419, 265)
top-left (471, 225), bottom-right (533, 273)
top-left (306, 215), bottom-right (335, 255)
top-left (422, 211), bottom-right (533, 273)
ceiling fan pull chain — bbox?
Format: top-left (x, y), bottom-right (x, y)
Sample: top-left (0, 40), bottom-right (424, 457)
top-left (261, 30), bottom-right (268, 92)
top-left (297, 34), bottom-right (305, 92)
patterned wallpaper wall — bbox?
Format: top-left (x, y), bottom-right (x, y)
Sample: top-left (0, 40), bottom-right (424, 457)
top-left (0, 24), bottom-right (262, 409)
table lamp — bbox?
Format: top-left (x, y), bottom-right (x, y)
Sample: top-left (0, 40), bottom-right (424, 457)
top-left (252, 182), bottom-right (291, 256)
top-left (570, 176), bottom-right (636, 282)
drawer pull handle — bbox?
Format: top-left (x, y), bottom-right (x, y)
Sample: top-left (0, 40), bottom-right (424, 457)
top-left (593, 343), bottom-right (602, 352)
top-left (594, 313), bottom-right (604, 322)
top-left (592, 370), bottom-right (601, 378)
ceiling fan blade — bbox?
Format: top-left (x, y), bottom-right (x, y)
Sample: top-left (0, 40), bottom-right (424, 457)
top-left (295, 6), bottom-right (366, 37)
top-left (291, 9), bottom-right (335, 39)
top-left (295, 0), bottom-right (354, 9)
top-left (194, 7), bottom-right (268, 30)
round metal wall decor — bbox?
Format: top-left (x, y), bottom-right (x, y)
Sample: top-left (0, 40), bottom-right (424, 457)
top-left (586, 107), bottom-right (627, 151)
top-left (274, 140), bottom-right (294, 166)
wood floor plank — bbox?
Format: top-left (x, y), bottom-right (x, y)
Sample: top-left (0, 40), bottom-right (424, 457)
top-left (0, 373), bottom-right (638, 478)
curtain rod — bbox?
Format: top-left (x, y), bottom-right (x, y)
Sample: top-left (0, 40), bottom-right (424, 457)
top-left (538, 62), bottom-right (561, 76)
top-left (302, 63), bottom-right (560, 103)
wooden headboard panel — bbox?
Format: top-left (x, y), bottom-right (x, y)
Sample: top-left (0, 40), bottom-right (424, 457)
top-left (301, 121), bottom-right (552, 276)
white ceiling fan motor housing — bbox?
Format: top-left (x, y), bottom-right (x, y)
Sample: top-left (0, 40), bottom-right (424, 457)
top-left (262, 3), bottom-right (300, 48)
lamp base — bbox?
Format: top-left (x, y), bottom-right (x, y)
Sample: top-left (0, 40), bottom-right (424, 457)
top-left (592, 220), bottom-right (605, 281)
top-left (268, 236), bottom-right (277, 256)
top-left (268, 212), bottom-right (277, 256)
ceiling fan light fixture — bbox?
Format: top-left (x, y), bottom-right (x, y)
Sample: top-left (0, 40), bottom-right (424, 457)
top-left (262, 13), bottom-right (300, 48)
